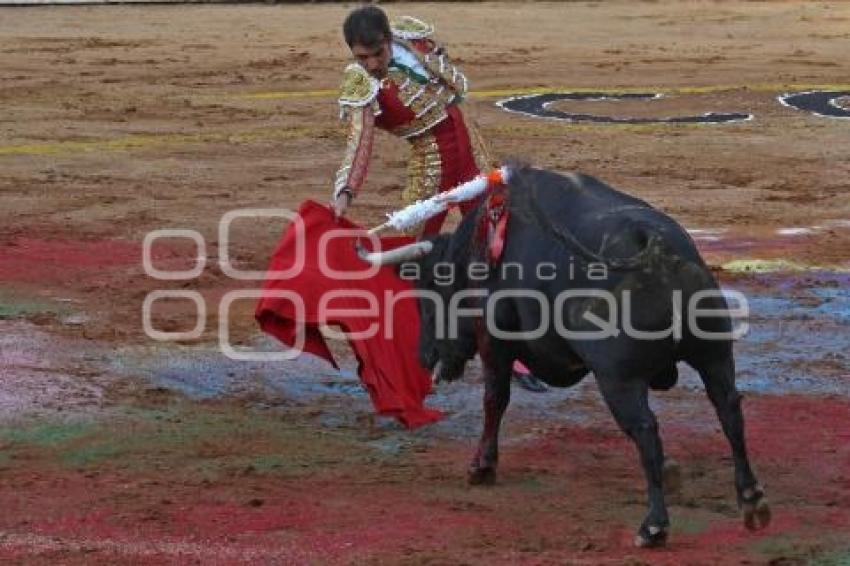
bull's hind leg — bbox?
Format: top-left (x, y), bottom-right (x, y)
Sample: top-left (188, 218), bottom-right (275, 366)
top-left (468, 349), bottom-right (512, 486)
top-left (692, 355), bottom-right (771, 531)
top-left (597, 376), bottom-right (670, 547)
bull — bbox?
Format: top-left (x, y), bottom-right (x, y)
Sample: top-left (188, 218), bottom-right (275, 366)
top-left (358, 165), bottom-right (770, 547)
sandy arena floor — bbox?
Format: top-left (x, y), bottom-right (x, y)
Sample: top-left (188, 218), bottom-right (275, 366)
top-left (0, 1), bottom-right (849, 563)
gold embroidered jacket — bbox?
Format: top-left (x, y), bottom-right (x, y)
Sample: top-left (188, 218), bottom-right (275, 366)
top-left (333, 16), bottom-right (478, 203)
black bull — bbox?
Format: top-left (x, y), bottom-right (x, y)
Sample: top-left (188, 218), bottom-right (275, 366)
top-left (381, 166), bottom-right (771, 547)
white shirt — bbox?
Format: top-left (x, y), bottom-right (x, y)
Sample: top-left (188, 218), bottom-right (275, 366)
top-left (391, 42), bottom-right (431, 80)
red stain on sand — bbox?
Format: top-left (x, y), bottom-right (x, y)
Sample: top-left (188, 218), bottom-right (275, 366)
top-left (0, 238), bottom-right (141, 284)
top-left (0, 237), bottom-right (199, 287)
top-left (0, 394), bottom-right (847, 563)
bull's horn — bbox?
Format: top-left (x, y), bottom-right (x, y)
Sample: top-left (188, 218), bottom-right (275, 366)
top-left (355, 239), bottom-right (433, 265)
top-left (431, 361), bottom-right (442, 385)
top-left (367, 223), bottom-right (389, 236)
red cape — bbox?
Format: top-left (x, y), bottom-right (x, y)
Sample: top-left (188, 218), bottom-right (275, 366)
top-left (255, 200), bottom-right (442, 428)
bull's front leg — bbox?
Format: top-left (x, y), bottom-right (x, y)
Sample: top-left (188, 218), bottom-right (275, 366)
top-left (468, 340), bottom-right (513, 486)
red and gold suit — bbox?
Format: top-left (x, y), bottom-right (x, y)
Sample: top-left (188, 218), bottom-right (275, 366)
top-left (334, 16), bottom-right (489, 235)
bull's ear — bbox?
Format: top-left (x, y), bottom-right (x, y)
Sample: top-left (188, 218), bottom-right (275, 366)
top-left (396, 261), bottom-right (421, 281)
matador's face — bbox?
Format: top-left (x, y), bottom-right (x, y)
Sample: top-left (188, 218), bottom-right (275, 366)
top-left (351, 39), bottom-right (392, 80)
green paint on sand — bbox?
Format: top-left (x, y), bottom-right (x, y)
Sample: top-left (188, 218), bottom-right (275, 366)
top-left (0, 291), bottom-right (65, 318)
top-left (1, 405), bottom-right (390, 479)
top-left (671, 514), bottom-right (710, 535)
top-left (62, 443), bottom-right (125, 468)
top-left (517, 476), bottom-right (549, 493)
top-left (250, 454), bottom-right (287, 473)
top-left (809, 547), bottom-right (850, 566)
top-left (0, 421), bottom-right (94, 448)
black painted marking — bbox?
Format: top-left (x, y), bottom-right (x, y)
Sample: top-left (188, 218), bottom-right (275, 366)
top-left (496, 92), bottom-right (752, 124)
top-left (778, 90), bottom-right (850, 119)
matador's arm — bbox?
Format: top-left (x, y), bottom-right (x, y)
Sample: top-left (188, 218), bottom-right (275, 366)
top-left (333, 64), bottom-right (381, 200)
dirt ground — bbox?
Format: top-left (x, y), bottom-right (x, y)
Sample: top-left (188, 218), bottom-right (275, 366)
top-left (0, 1), bottom-right (849, 563)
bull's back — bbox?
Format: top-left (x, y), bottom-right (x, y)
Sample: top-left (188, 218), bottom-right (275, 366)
top-left (508, 167), bottom-right (703, 265)
top-left (503, 166), bottom-right (731, 377)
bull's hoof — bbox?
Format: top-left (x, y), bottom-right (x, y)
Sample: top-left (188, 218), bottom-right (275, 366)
top-left (467, 465), bottom-right (497, 486)
top-left (663, 458), bottom-right (683, 495)
top-left (634, 524), bottom-right (668, 548)
top-left (741, 487), bottom-right (771, 531)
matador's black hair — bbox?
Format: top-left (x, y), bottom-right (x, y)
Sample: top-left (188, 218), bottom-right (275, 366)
top-left (343, 6), bottom-right (391, 48)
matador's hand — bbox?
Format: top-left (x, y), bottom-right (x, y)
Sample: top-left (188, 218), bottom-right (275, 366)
top-left (331, 189), bottom-right (353, 220)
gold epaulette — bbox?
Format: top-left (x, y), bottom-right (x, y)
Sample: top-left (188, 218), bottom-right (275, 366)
top-left (391, 16), bottom-right (434, 40)
top-left (338, 63), bottom-right (379, 108)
